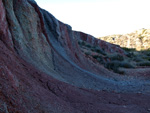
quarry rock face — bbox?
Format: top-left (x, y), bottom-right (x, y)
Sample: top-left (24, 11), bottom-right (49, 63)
top-left (99, 28), bottom-right (150, 50)
top-left (0, 0), bottom-right (150, 112)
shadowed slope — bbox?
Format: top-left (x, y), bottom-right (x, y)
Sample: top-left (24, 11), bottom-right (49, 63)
top-left (2, 0), bottom-right (150, 93)
top-left (0, 39), bottom-right (150, 113)
top-left (0, 0), bottom-right (150, 112)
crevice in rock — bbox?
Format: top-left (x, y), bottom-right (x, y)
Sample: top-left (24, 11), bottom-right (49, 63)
top-left (46, 82), bottom-right (58, 96)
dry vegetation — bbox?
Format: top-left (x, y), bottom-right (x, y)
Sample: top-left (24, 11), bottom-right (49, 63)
top-left (98, 28), bottom-right (150, 51)
top-left (78, 40), bottom-right (150, 74)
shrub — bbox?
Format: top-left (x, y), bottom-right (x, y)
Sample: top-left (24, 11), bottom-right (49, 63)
top-left (122, 47), bottom-right (136, 52)
top-left (91, 48), bottom-right (95, 51)
top-left (85, 44), bottom-right (91, 48)
top-left (109, 54), bottom-right (124, 61)
top-left (133, 56), bottom-right (143, 62)
top-left (119, 61), bottom-right (135, 68)
top-left (137, 61), bottom-right (150, 66)
top-left (146, 51), bottom-right (150, 56)
top-left (146, 52), bottom-right (150, 56)
top-left (142, 50), bottom-right (150, 56)
top-left (97, 57), bottom-right (105, 64)
top-left (78, 41), bottom-right (85, 46)
top-left (92, 55), bottom-right (105, 64)
top-left (85, 52), bottom-right (90, 56)
top-left (142, 56), bottom-right (150, 61)
top-left (104, 61), bottom-right (120, 70)
top-left (104, 61), bottom-right (124, 74)
top-left (126, 52), bottom-right (135, 58)
top-left (92, 55), bottom-right (99, 59)
top-left (95, 48), bottom-right (106, 55)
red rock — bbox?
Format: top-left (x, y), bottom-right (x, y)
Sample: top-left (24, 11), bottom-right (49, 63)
top-left (0, 0), bottom-right (150, 113)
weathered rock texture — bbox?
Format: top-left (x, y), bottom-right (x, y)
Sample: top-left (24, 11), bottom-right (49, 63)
top-left (0, 0), bottom-right (150, 112)
top-left (77, 31), bottom-right (125, 54)
top-left (99, 28), bottom-right (150, 50)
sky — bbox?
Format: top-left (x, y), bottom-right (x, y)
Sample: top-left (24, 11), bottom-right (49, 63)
top-left (35, 0), bottom-right (150, 37)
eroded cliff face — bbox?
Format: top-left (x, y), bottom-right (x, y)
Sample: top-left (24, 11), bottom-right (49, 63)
top-left (99, 28), bottom-right (150, 50)
top-left (1, 0), bottom-right (122, 89)
top-left (0, 0), bottom-right (150, 112)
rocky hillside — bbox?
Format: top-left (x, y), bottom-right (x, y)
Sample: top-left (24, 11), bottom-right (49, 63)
top-left (99, 28), bottom-right (150, 50)
top-left (0, 0), bottom-right (150, 112)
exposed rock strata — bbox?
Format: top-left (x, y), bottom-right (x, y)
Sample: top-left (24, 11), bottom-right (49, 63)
top-left (0, 0), bottom-right (150, 112)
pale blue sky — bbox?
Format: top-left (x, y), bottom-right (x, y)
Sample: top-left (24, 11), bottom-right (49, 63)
top-left (36, 0), bottom-right (150, 37)
top-left (36, 0), bottom-right (106, 3)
